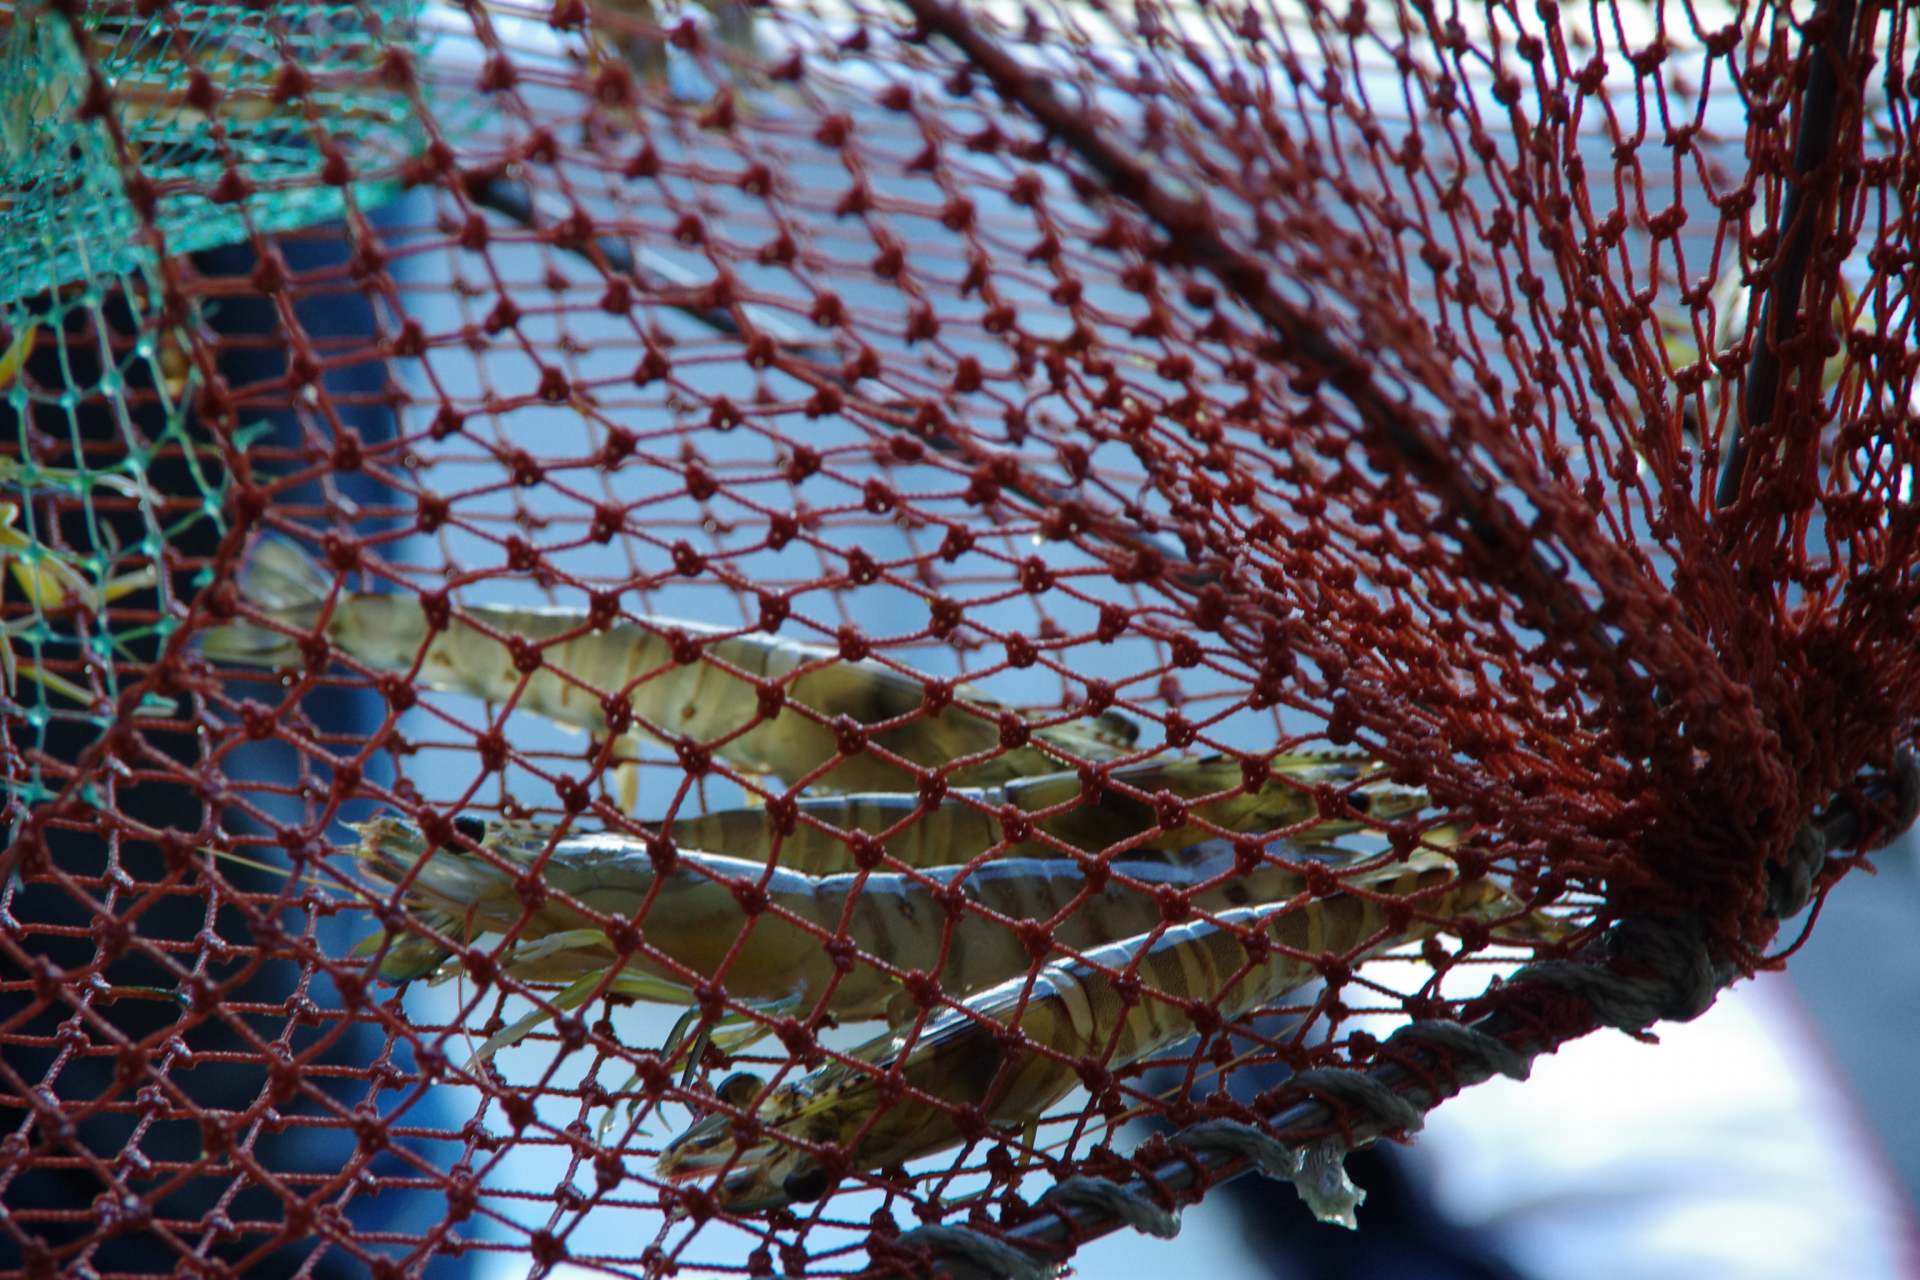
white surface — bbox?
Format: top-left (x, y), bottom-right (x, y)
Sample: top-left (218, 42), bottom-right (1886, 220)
top-left (1399, 976), bottom-right (1920, 1280)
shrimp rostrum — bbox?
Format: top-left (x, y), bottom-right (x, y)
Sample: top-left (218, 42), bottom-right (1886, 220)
top-left (657, 852), bottom-right (1575, 1211)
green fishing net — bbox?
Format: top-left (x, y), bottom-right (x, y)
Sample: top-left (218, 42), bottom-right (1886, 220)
top-left (1, 0), bottom-right (427, 833)
top-left (1, 1), bottom-right (426, 303)
top-left (0, 270), bottom-right (218, 830)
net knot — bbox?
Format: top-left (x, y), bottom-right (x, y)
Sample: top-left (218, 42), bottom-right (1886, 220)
top-left (1037, 1176), bottom-right (1179, 1240)
top-left (1842, 747), bottom-right (1920, 853)
top-left (1766, 822), bottom-right (1827, 920)
top-left (1169, 1121), bottom-right (1366, 1229)
top-left (1891, 748), bottom-right (1920, 837)
top-left (889, 1223), bottom-right (1057, 1280)
top-left (1292, 1065), bottom-right (1427, 1135)
top-left (1383, 1019), bottom-right (1533, 1082)
top-left (1295, 1140), bottom-right (1368, 1230)
top-left (1513, 914), bottom-right (1727, 1027)
top-left (1170, 1118), bottom-right (1301, 1180)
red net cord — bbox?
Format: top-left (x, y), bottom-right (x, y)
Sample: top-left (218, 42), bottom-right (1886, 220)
top-left (3, 1), bottom-right (1919, 1277)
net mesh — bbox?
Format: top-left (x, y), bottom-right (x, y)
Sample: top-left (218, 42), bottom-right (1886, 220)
top-left (3, 0), bottom-right (1918, 1275)
top-left (0, 2), bottom-right (428, 302)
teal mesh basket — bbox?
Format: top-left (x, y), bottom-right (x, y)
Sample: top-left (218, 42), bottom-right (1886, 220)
top-left (1, 1), bottom-right (434, 825)
top-left (0, 1), bottom-right (427, 303)
top-left (0, 268), bottom-right (230, 830)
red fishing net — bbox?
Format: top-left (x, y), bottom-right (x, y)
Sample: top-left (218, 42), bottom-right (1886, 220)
top-left (4, 0), bottom-right (1919, 1276)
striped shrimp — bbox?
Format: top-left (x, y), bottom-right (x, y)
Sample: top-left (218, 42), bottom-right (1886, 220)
top-left (346, 817), bottom-right (1405, 1045)
top-left (656, 856), bottom-right (1574, 1211)
top-left (197, 537), bottom-right (1137, 793)
top-left (662, 752), bottom-right (1428, 875)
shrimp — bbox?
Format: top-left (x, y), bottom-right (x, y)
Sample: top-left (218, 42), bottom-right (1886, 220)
top-left (198, 537), bottom-right (1136, 792)
top-left (345, 815), bottom-right (1415, 1042)
top-left (656, 856), bottom-right (1574, 1211)
top-left (585, 0), bottom-right (762, 90)
top-left (1, 455), bottom-right (161, 709)
top-left (663, 752), bottom-right (1428, 875)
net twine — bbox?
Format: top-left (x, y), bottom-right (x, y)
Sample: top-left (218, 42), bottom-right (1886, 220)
top-left (881, 6), bottom-right (1917, 1266)
top-left (899, 758), bottom-right (1920, 1277)
top-left (4, 0), bottom-right (1920, 1276)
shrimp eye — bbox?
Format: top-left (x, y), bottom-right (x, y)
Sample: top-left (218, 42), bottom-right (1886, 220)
top-left (453, 815), bottom-right (489, 842)
top-left (716, 1071), bottom-right (763, 1107)
top-left (782, 1163), bottom-right (832, 1203)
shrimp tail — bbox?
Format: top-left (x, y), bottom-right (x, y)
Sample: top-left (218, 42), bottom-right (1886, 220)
top-left (658, 1072), bottom-right (843, 1210)
top-left (352, 913), bottom-right (463, 982)
top-left (241, 536), bottom-right (336, 611)
top-left (334, 817), bottom-right (527, 983)
top-left (1087, 708), bottom-right (1141, 747)
top-left (197, 536), bottom-right (333, 666)
top-left (349, 817), bottom-right (519, 919)
top-left (1032, 705), bottom-right (1141, 762)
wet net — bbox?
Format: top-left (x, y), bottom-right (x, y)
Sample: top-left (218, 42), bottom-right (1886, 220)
top-left (4, 0), bottom-right (1919, 1276)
